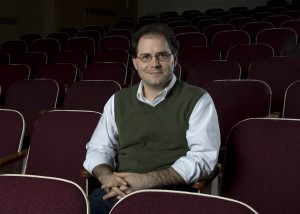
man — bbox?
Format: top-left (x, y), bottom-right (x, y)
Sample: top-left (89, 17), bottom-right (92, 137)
top-left (84, 23), bottom-right (220, 214)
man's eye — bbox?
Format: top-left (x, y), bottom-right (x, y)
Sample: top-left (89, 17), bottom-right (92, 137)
top-left (141, 55), bottom-right (151, 60)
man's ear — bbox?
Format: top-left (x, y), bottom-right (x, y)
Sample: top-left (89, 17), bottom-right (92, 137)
top-left (132, 58), bottom-right (138, 70)
top-left (174, 54), bottom-right (178, 67)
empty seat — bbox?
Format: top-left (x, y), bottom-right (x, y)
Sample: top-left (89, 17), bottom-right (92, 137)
top-left (110, 189), bottom-right (258, 214)
top-left (196, 19), bottom-right (222, 32)
top-left (221, 118), bottom-right (300, 213)
top-left (83, 25), bottom-right (106, 37)
top-left (203, 24), bottom-right (235, 45)
top-left (251, 12), bottom-right (275, 21)
top-left (52, 50), bottom-right (88, 74)
top-left (283, 80), bottom-right (300, 118)
top-left (280, 19), bottom-right (300, 42)
top-left (226, 43), bottom-right (274, 78)
top-left (241, 21), bottom-right (274, 43)
top-left (35, 63), bottom-right (77, 106)
top-left (248, 56), bottom-right (300, 115)
top-left (47, 31), bottom-right (70, 50)
top-left (178, 46), bottom-right (221, 81)
top-left (212, 30), bottom-right (250, 59)
top-left (58, 27), bottom-right (79, 38)
top-left (0, 174), bottom-right (89, 214)
top-left (1, 40), bottom-right (28, 60)
top-left (5, 79), bottom-right (59, 149)
top-left (106, 29), bottom-right (132, 41)
top-left (228, 17), bottom-right (256, 29)
top-left (186, 60), bottom-right (241, 87)
top-left (0, 64), bottom-right (30, 105)
top-left (65, 37), bottom-right (95, 63)
top-left (98, 36), bottom-right (130, 51)
top-left (263, 14), bottom-right (292, 27)
top-left (63, 80), bottom-right (121, 112)
top-left (20, 33), bottom-right (42, 49)
top-left (82, 62), bottom-right (128, 86)
top-left (75, 30), bottom-right (101, 52)
top-left (92, 49), bottom-right (129, 68)
top-left (13, 52), bottom-right (48, 78)
top-left (256, 28), bottom-right (297, 56)
top-left (203, 79), bottom-right (271, 163)
top-left (219, 14), bottom-right (242, 24)
top-left (175, 32), bottom-right (207, 51)
top-left (31, 38), bottom-right (61, 62)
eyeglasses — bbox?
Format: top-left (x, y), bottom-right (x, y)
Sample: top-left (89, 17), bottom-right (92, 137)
top-left (136, 52), bottom-right (173, 63)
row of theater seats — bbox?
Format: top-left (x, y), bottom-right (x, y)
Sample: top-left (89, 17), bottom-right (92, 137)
top-left (1, 94), bottom-right (300, 213)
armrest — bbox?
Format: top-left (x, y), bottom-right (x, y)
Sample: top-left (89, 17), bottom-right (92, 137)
top-left (0, 149), bottom-right (29, 168)
top-left (191, 163), bottom-right (222, 190)
top-left (80, 168), bottom-right (92, 178)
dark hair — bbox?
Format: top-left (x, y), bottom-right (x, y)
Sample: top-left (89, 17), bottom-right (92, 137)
top-left (129, 23), bottom-right (179, 58)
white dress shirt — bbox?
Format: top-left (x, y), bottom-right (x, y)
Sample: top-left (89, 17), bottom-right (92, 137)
top-left (84, 75), bottom-right (220, 184)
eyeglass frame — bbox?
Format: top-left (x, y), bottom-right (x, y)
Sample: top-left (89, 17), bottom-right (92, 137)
top-left (135, 52), bottom-right (174, 63)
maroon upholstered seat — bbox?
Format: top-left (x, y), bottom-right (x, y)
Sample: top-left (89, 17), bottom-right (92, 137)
top-left (283, 80), bottom-right (300, 118)
top-left (0, 174), bottom-right (89, 214)
top-left (221, 118), bottom-right (300, 213)
top-left (63, 80), bottom-right (121, 112)
top-left (110, 190), bottom-right (258, 214)
top-left (203, 80), bottom-right (271, 163)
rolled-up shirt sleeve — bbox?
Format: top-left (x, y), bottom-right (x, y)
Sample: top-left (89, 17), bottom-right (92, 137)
top-left (171, 93), bottom-right (221, 184)
top-left (83, 95), bottom-right (119, 174)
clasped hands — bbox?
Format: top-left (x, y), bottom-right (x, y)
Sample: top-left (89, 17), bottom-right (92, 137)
top-left (101, 172), bottom-right (149, 200)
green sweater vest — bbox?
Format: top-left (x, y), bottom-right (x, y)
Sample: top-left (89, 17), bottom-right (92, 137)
top-left (114, 80), bottom-right (206, 173)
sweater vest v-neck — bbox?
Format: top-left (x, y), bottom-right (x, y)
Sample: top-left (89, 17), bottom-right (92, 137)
top-left (114, 80), bottom-right (206, 173)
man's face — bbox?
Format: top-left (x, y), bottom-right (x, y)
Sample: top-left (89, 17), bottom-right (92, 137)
top-left (132, 34), bottom-right (177, 90)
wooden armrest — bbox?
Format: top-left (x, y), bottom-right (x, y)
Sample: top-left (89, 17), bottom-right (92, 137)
top-left (0, 149), bottom-right (29, 168)
top-left (192, 163), bottom-right (222, 190)
top-left (80, 168), bottom-right (92, 178)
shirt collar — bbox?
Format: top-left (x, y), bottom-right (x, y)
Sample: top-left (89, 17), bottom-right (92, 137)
top-left (136, 74), bottom-right (177, 106)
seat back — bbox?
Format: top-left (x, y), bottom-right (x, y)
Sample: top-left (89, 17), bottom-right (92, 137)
top-left (47, 32), bottom-right (70, 50)
top-left (221, 118), bottom-right (300, 213)
top-left (20, 33), bottom-right (42, 49)
top-left (5, 79), bottom-right (58, 147)
top-left (175, 32), bottom-right (207, 50)
top-left (283, 80), bottom-right (300, 118)
top-left (203, 80), bottom-right (271, 162)
top-left (65, 37), bottom-right (95, 62)
top-left (187, 60), bottom-right (241, 87)
top-left (226, 43), bottom-right (274, 78)
top-left (31, 38), bottom-right (61, 62)
top-left (228, 17), bottom-right (256, 29)
top-left (0, 64), bottom-right (30, 105)
top-left (25, 110), bottom-right (101, 191)
top-left (110, 190), bottom-right (258, 214)
top-left (82, 62), bottom-right (127, 85)
top-left (203, 24), bottom-right (235, 46)
top-left (0, 109), bottom-right (24, 157)
top-left (240, 21), bottom-right (274, 43)
top-left (212, 30), bottom-right (250, 59)
top-left (248, 56), bottom-right (300, 114)
top-left (13, 52), bottom-right (48, 78)
top-left (1, 40), bottom-right (28, 60)
top-left (92, 49), bottom-right (129, 68)
top-left (0, 174), bottom-right (89, 214)
top-left (63, 80), bottom-right (121, 112)
top-left (280, 19), bottom-right (300, 43)
top-left (256, 28), bottom-right (297, 56)
top-left (75, 30), bottom-right (101, 52)
top-left (53, 50), bottom-right (87, 73)
top-left (98, 36), bottom-right (130, 51)
top-left (263, 14), bottom-right (292, 27)
top-left (35, 63), bottom-right (77, 106)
